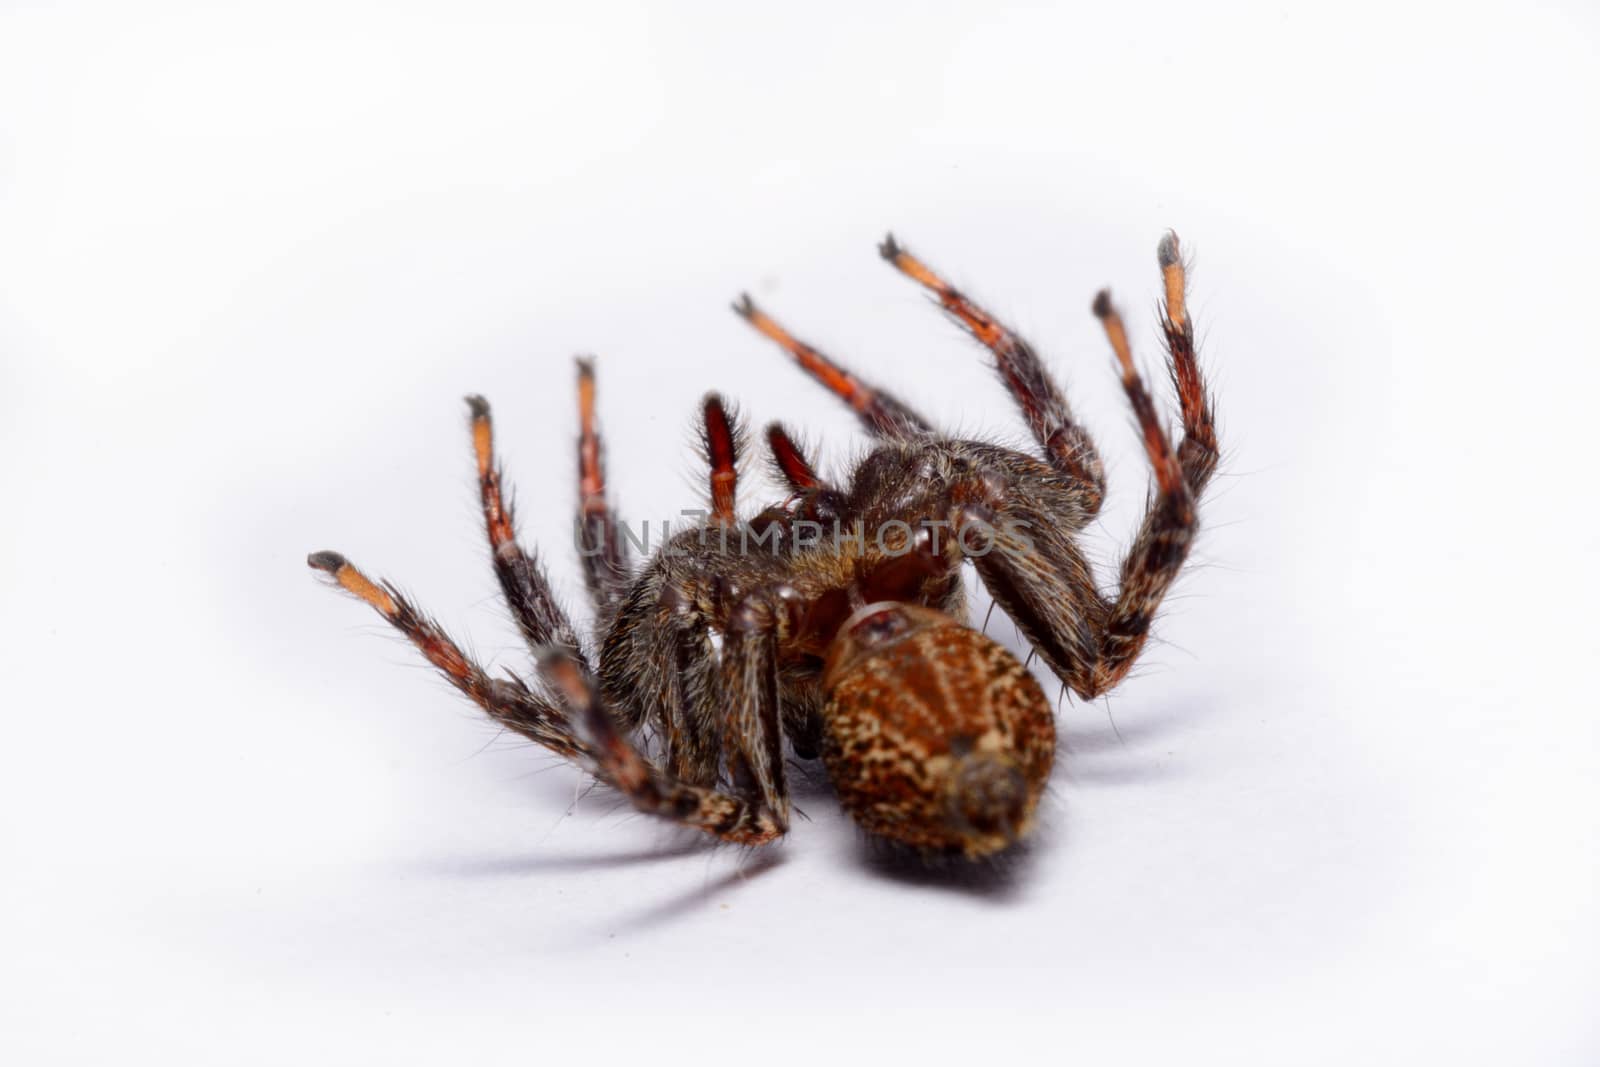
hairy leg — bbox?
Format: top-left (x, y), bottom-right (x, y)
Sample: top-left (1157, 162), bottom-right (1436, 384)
top-left (960, 233), bottom-right (1216, 698)
top-left (1157, 232), bottom-right (1220, 493)
top-left (541, 649), bottom-right (787, 845)
top-left (627, 593), bottom-right (724, 786)
top-left (699, 393), bottom-right (744, 523)
top-left (307, 552), bottom-right (585, 759)
top-left (734, 293), bottom-right (932, 438)
top-left (881, 235), bottom-right (1106, 517)
top-left (719, 594), bottom-right (790, 823)
top-left (764, 422), bottom-right (822, 493)
top-left (575, 358), bottom-right (632, 621)
top-left (1081, 277), bottom-right (1200, 693)
top-left (309, 553), bottom-right (785, 845)
top-left (759, 422), bottom-right (847, 526)
top-left (465, 395), bottom-right (585, 660)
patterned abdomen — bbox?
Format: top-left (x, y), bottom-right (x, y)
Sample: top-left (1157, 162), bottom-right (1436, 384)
top-left (820, 603), bottom-right (1056, 857)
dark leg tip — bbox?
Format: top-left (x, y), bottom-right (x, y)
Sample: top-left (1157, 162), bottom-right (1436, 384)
top-left (1091, 289), bottom-right (1114, 319)
top-left (1157, 230), bottom-right (1182, 269)
top-left (307, 550), bottom-right (347, 573)
top-left (464, 394), bottom-right (490, 419)
top-left (878, 233), bottom-right (902, 260)
top-left (731, 292), bottom-right (756, 318)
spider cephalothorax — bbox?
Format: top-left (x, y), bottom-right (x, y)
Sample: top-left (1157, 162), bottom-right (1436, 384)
top-left (309, 232), bottom-right (1218, 860)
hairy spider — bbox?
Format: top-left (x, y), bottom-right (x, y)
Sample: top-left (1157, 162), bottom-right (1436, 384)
top-left (309, 232), bottom-right (1218, 859)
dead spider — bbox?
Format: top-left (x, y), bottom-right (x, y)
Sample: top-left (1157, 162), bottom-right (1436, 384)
top-left (309, 232), bottom-right (1218, 860)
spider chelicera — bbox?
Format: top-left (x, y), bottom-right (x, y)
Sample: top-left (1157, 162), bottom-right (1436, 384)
top-left (309, 232), bottom-right (1219, 860)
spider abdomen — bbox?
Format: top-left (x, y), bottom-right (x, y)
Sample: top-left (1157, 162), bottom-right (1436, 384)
top-left (819, 602), bottom-right (1055, 858)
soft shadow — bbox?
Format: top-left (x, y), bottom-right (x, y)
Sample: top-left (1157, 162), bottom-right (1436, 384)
top-left (408, 836), bottom-right (713, 878)
top-left (567, 848), bottom-right (789, 943)
top-left (1062, 689), bottom-right (1225, 754)
top-left (849, 831), bottom-right (1036, 902)
top-left (1060, 760), bottom-right (1188, 787)
top-left (785, 757), bottom-right (838, 803)
top-left (1052, 694), bottom-right (1220, 789)
top-left (1065, 714), bottom-right (1186, 754)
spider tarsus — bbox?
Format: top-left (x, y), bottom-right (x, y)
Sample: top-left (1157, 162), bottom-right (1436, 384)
top-left (464, 394), bottom-right (491, 419)
top-left (701, 392), bottom-right (739, 446)
top-left (1156, 230), bottom-right (1182, 269)
top-left (731, 292), bottom-right (756, 318)
top-left (1157, 231), bottom-right (1188, 326)
top-left (701, 393), bottom-right (741, 521)
top-left (878, 233), bottom-right (902, 261)
top-left (307, 550), bottom-right (347, 573)
top-left (307, 550), bottom-right (399, 616)
top-left (766, 421), bottom-right (821, 491)
top-left (1091, 290), bottom-right (1141, 385)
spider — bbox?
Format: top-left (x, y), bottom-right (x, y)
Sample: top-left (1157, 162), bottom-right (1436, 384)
top-left (308, 231), bottom-right (1218, 860)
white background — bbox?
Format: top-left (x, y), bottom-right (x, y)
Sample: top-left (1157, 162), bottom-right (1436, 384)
top-left (3, 1), bottom-right (1597, 1063)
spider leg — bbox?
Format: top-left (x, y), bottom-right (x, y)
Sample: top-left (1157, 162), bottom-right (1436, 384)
top-left (599, 588), bottom-right (724, 785)
top-left (465, 395), bottom-right (585, 660)
top-left (1081, 287), bottom-right (1197, 692)
top-left (699, 393), bottom-right (743, 523)
top-left (575, 358), bottom-right (633, 621)
top-left (307, 552), bottom-right (586, 759)
top-left (719, 595), bottom-right (790, 823)
top-left (733, 293), bottom-right (932, 438)
top-left (1157, 232), bottom-right (1220, 493)
top-left (954, 234), bottom-right (1215, 699)
top-left (764, 422), bottom-right (822, 493)
top-left (541, 648), bottom-right (787, 845)
top-left (880, 235), bottom-right (1107, 520)
top-left (656, 618), bottom-right (724, 785)
top-left (761, 422), bottom-right (848, 523)
top-left (954, 494), bottom-right (1107, 697)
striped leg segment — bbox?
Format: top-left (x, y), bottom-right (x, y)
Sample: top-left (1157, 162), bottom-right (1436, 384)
top-left (575, 358), bottom-right (632, 619)
top-left (307, 551), bottom-right (585, 759)
top-left (1156, 232), bottom-right (1219, 493)
top-left (961, 233), bottom-right (1216, 699)
top-left (733, 293), bottom-right (932, 439)
top-left (880, 235), bottom-right (1107, 516)
top-left (1085, 285), bottom-right (1197, 693)
top-left (465, 395), bottom-right (584, 659)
